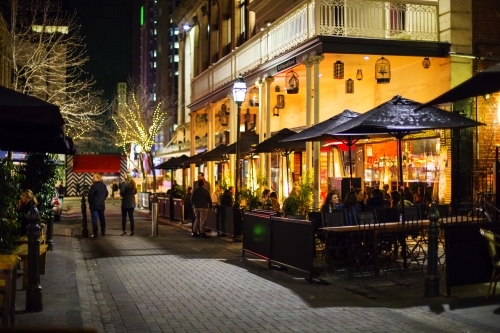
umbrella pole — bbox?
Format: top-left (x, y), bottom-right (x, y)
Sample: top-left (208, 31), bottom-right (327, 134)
top-left (396, 135), bottom-right (408, 270)
top-left (348, 139), bottom-right (354, 189)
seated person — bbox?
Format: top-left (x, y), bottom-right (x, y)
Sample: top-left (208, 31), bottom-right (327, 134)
top-left (335, 191), bottom-right (361, 226)
top-left (321, 191), bottom-right (340, 213)
top-left (259, 189), bottom-right (271, 209)
top-left (17, 189), bottom-right (38, 235)
top-left (267, 191), bottom-right (281, 212)
top-left (365, 188), bottom-right (387, 210)
top-left (390, 190), bottom-right (413, 208)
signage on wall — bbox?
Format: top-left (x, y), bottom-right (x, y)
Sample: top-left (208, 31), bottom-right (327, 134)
top-left (277, 57), bottom-right (296, 72)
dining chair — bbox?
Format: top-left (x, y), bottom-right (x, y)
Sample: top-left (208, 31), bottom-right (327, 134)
top-left (479, 228), bottom-right (500, 299)
top-left (309, 212), bottom-right (325, 257)
top-left (374, 208), bottom-right (403, 279)
top-left (348, 211), bottom-right (376, 280)
top-left (403, 206), bottom-right (427, 271)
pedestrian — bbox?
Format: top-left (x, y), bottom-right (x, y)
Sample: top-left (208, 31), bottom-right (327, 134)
top-left (183, 187), bottom-right (193, 221)
top-left (211, 184), bottom-right (222, 204)
top-left (220, 186), bottom-right (235, 206)
top-left (191, 179), bottom-right (213, 238)
top-left (120, 175), bottom-right (137, 236)
top-left (193, 172), bottom-right (211, 193)
top-left (88, 173), bottom-right (108, 238)
top-left (259, 189), bottom-right (270, 209)
top-left (17, 189), bottom-right (38, 235)
top-left (111, 180), bottom-right (118, 199)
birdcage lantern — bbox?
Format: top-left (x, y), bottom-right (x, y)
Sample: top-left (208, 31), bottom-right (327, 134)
top-left (249, 86), bottom-right (259, 107)
top-left (218, 109), bottom-right (228, 126)
top-left (334, 60), bottom-right (344, 79)
top-left (273, 106), bottom-right (280, 117)
top-left (356, 66), bottom-right (363, 80)
top-left (375, 56), bottom-right (390, 84)
top-left (276, 94), bottom-right (285, 109)
top-left (345, 78), bottom-right (354, 94)
top-left (422, 57), bottom-right (431, 69)
top-left (285, 70), bottom-right (299, 94)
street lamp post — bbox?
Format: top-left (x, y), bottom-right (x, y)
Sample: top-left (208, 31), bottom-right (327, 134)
top-left (232, 74), bottom-right (247, 207)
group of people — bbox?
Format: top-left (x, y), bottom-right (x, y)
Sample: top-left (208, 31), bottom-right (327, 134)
top-left (320, 184), bottom-right (433, 225)
top-left (86, 173), bottom-right (137, 238)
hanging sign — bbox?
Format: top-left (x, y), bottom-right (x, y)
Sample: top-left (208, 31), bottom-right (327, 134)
top-left (277, 57), bottom-right (296, 72)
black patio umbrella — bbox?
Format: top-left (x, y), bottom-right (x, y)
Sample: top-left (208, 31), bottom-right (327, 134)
top-left (281, 109), bottom-right (366, 186)
top-left (251, 128), bottom-right (306, 192)
top-left (154, 154), bottom-right (191, 190)
top-left (324, 95), bottom-right (484, 268)
top-left (422, 63), bottom-right (500, 106)
top-left (198, 144), bottom-right (230, 162)
top-left (225, 132), bottom-right (259, 158)
top-left (181, 150), bottom-right (207, 167)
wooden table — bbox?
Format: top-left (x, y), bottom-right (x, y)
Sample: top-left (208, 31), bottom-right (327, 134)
top-left (0, 255), bottom-right (20, 326)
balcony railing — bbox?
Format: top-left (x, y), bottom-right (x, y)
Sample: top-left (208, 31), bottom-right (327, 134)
top-left (191, 0), bottom-right (438, 102)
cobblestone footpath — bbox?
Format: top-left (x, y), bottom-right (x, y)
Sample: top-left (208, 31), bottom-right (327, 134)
top-left (10, 198), bottom-right (500, 333)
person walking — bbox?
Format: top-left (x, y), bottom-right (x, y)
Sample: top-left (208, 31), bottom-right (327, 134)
top-left (111, 180), bottom-right (118, 199)
top-left (88, 173), bottom-right (108, 238)
top-left (193, 172), bottom-right (211, 193)
top-left (120, 176), bottom-right (137, 236)
top-left (183, 187), bottom-right (193, 221)
top-left (191, 179), bottom-right (213, 238)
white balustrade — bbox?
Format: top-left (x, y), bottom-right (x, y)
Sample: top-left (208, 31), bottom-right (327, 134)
top-left (191, 0), bottom-right (438, 103)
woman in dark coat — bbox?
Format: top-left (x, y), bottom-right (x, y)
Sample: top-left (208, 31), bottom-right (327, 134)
top-left (120, 176), bottom-right (137, 236)
top-left (17, 189), bottom-right (38, 235)
top-left (183, 187), bottom-right (193, 221)
top-left (88, 173), bottom-right (109, 238)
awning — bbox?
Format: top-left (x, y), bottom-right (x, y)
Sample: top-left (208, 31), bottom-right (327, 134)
top-left (73, 154), bottom-right (121, 173)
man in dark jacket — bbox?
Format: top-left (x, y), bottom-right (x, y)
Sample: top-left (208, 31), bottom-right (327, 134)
top-left (191, 179), bottom-right (213, 238)
top-left (88, 173), bottom-right (109, 238)
top-left (365, 188), bottom-right (387, 211)
top-left (220, 186), bottom-right (234, 206)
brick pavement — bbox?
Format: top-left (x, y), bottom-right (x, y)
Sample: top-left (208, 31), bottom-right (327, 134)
top-left (9, 197), bottom-right (500, 333)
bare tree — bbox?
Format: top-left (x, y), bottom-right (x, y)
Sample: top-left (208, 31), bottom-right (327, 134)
top-left (0, 0), bottom-right (108, 144)
top-left (112, 81), bottom-right (168, 192)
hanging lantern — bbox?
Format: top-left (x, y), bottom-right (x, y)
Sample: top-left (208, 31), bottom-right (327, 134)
top-left (249, 86), bottom-right (259, 106)
top-left (276, 94), bottom-right (285, 109)
top-left (356, 66), bottom-right (363, 80)
top-left (422, 57), bottom-right (431, 69)
top-left (218, 109), bottom-right (228, 126)
top-left (345, 78), bottom-right (354, 94)
top-left (273, 106), bottom-right (280, 116)
top-left (334, 60), bottom-right (344, 79)
top-left (285, 70), bottom-right (299, 94)
top-left (375, 56), bottom-right (390, 84)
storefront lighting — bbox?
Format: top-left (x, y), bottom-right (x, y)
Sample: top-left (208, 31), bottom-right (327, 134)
top-left (276, 94), bottom-right (285, 109)
top-left (249, 86), bottom-right (259, 107)
top-left (285, 70), bottom-right (299, 94)
top-left (375, 56), bottom-right (391, 84)
top-left (356, 66), bottom-right (363, 80)
top-left (345, 78), bottom-right (354, 94)
top-left (422, 57), bottom-right (431, 69)
top-left (334, 60), bottom-right (344, 79)
top-left (497, 102), bottom-right (500, 124)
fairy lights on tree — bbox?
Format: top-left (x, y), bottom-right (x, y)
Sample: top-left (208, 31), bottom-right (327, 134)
top-left (112, 82), bottom-right (167, 191)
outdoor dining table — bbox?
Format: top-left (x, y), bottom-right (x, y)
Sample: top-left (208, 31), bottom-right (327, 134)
top-left (0, 255), bottom-right (20, 326)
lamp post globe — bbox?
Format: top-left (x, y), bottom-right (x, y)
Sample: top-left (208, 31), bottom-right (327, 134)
top-left (232, 74), bottom-right (247, 207)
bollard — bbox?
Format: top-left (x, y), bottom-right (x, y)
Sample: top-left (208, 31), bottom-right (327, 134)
top-left (181, 200), bottom-right (185, 223)
top-left (152, 202), bottom-right (159, 236)
top-left (26, 201), bottom-right (43, 312)
top-left (46, 214), bottom-right (54, 251)
top-left (425, 202), bottom-right (440, 297)
top-left (81, 195), bottom-right (89, 238)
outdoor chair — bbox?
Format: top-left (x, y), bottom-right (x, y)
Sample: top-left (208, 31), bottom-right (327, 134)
top-left (309, 212), bottom-right (325, 257)
top-left (403, 206), bottom-right (427, 271)
top-left (373, 208), bottom-right (403, 279)
top-left (322, 211), bottom-right (350, 273)
top-left (347, 211), bottom-right (376, 280)
top-left (479, 228), bottom-right (500, 299)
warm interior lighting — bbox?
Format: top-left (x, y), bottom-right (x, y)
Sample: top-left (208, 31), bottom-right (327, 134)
top-left (497, 102), bottom-right (500, 124)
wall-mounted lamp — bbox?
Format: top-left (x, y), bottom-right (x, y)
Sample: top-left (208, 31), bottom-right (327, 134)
top-left (375, 56), bottom-right (391, 84)
top-left (422, 57), bottom-right (431, 69)
top-left (285, 70), bottom-right (299, 94)
top-left (345, 78), bottom-right (354, 94)
top-left (182, 23), bottom-right (191, 31)
top-left (356, 66), bottom-right (363, 80)
top-left (249, 86), bottom-right (259, 107)
top-left (276, 94), bottom-right (285, 109)
top-left (334, 60), bottom-right (344, 79)
top-left (273, 106), bottom-right (280, 117)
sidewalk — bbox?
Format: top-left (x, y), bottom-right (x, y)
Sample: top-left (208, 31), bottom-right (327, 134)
top-left (8, 197), bottom-right (500, 333)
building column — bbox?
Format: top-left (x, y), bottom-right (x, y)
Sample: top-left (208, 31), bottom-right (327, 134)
top-left (207, 103), bottom-right (215, 191)
top-left (228, 94), bottom-right (236, 186)
top-left (303, 59), bottom-right (313, 172)
top-left (264, 77), bottom-right (274, 190)
top-left (257, 79), bottom-right (265, 177)
top-left (190, 111), bottom-right (196, 188)
top-left (312, 55), bottom-right (324, 209)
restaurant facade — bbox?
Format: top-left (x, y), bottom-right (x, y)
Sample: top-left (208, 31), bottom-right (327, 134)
top-left (153, 0), bottom-right (500, 209)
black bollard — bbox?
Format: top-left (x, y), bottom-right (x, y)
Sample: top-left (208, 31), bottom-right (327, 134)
top-left (425, 202), bottom-right (440, 297)
top-left (26, 201), bottom-right (43, 312)
top-left (46, 214), bottom-right (54, 251)
top-left (81, 194), bottom-right (89, 238)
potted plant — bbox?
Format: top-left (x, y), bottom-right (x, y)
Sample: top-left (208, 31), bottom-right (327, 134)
top-left (283, 171), bottom-right (315, 219)
top-left (0, 158), bottom-right (22, 254)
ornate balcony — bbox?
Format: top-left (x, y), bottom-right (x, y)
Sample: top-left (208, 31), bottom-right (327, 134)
top-left (191, 0), bottom-right (438, 102)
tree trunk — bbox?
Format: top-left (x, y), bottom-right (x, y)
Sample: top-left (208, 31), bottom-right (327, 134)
top-left (139, 153), bottom-right (147, 191)
top-left (148, 151), bottom-right (157, 193)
